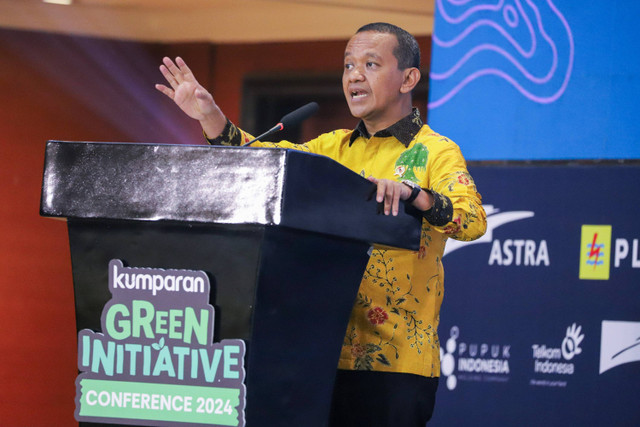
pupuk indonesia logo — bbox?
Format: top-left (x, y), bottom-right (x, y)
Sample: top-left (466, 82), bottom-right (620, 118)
top-left (440, 326), bottom-right (511, 391)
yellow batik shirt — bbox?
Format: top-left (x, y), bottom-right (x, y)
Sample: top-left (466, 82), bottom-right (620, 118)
top-left (208, 108), bottom-right (486, 378)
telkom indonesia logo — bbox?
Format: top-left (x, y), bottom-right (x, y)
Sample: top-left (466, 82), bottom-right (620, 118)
top-left (561, 324), bottom-right (584, 360)
top-left (531, 323), bottom-right (584, 376)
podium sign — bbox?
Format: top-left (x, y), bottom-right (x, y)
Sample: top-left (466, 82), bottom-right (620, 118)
top-left (41, 141), bottom-right (421, 426)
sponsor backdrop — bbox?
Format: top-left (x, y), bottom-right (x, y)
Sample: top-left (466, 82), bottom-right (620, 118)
top-left (428, 0), bottom-right (640, 160)
top-left (428, 2), bottom-right (639, 424)
top-left (430, 165), bottom-right (640, 426)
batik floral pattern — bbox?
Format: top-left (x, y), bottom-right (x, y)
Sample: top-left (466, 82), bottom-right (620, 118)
top-left (432, 170), bottom-right (484, 241)
top-left (343, 248), bottom-right (437, 371)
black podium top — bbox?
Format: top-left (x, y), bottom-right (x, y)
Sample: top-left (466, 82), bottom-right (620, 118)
top-left (41, 141), bottom-right (421, 250)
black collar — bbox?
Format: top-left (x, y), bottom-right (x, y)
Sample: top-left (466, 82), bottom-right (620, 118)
top-left (349, 108), bottom-right (423, 147)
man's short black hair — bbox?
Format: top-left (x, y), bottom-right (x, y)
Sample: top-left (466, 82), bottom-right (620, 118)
top-left (356, 22), bottom-right (420, 70)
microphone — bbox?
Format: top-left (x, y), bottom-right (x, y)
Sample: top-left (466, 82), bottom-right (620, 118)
top-left (241, 102), bottom-right (319, 147)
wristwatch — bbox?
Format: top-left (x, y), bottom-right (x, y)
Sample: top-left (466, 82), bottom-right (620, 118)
top-left (402, 180), bottom-right (422, 204)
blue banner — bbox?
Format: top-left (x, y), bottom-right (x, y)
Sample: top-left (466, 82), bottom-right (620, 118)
top-left (428, 0), bottom-right (640, 160)
top-left (431, 164), bottom-right (640, 425)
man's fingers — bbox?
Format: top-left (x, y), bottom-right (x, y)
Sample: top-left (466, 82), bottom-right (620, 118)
top-left (391, 185), bottom-right (402, 216)
top-left (379, 182), bottom-right (391, 215)
top-left (373, 179), bottom-right (404, 216)
top-left (155, 84), bottom-right (174, 99)
top-left (383, 184), bottom-right (392, 214)
top-left (376, 180), bottom-right (387, 204)
top-left (162, 57), bottom-right (184, 84)
top-left (369, 178), bottom-right (406, 216)
top-left (159, 64), bottom-right (179, 89)
top-left (176, 57), bottom-right (195, 82)
top-left (384, 183), bottom-right (400, 216)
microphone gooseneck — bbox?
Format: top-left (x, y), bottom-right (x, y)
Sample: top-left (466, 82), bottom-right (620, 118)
top-left (241, 102), bottom-right (319, 147)
top-left (279, 102), bottom-right (319, 128)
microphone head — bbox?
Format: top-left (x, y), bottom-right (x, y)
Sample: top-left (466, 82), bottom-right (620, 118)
top-left (279, 102), bottom-right (319, 128)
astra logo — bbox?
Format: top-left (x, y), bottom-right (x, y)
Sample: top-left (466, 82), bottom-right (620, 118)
top-left (444, 205), bottom-right (549, 266)
top-left (600, 320), bottom-right (640, 374)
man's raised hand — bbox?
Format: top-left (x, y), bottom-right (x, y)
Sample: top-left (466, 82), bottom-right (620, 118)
top-left (155, 57), bottom-right (226, 138)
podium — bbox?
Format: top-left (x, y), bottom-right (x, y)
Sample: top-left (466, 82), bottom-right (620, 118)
top-left (41, 141), bottom-right (421, 426)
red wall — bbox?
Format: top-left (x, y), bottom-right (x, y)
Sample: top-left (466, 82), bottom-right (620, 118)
top-left (0, 28), bottom-right (429, 425)
top-left (0, 29), bottom-right (217, 425)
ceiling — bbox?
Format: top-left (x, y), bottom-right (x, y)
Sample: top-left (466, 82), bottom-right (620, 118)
top-left (0, 0), bottom-right (434, 43)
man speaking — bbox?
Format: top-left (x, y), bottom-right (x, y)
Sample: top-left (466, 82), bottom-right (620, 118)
top-left (156, 22), bottom-right (486, 427)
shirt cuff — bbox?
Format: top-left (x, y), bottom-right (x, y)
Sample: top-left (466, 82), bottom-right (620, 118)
top-left (204, 118), bottom-right (243, 146)
top-left (422, 190), bottom-right (453, 226)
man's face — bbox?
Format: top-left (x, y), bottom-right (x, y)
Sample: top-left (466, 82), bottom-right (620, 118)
top-left (343, 31), bottom-right (407, 129)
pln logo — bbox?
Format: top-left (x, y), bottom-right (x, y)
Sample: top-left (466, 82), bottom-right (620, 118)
top-left (579, 225), bottom-right (612, 280)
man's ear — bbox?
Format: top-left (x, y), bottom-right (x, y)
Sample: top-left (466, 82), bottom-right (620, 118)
top-left (400, 68), bottom-right (421, 94)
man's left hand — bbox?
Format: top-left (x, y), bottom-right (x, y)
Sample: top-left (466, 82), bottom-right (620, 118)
top-left (368, 177), bottom-right (434, 216)
top-left (368, 177), bottom-right (412, 216)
